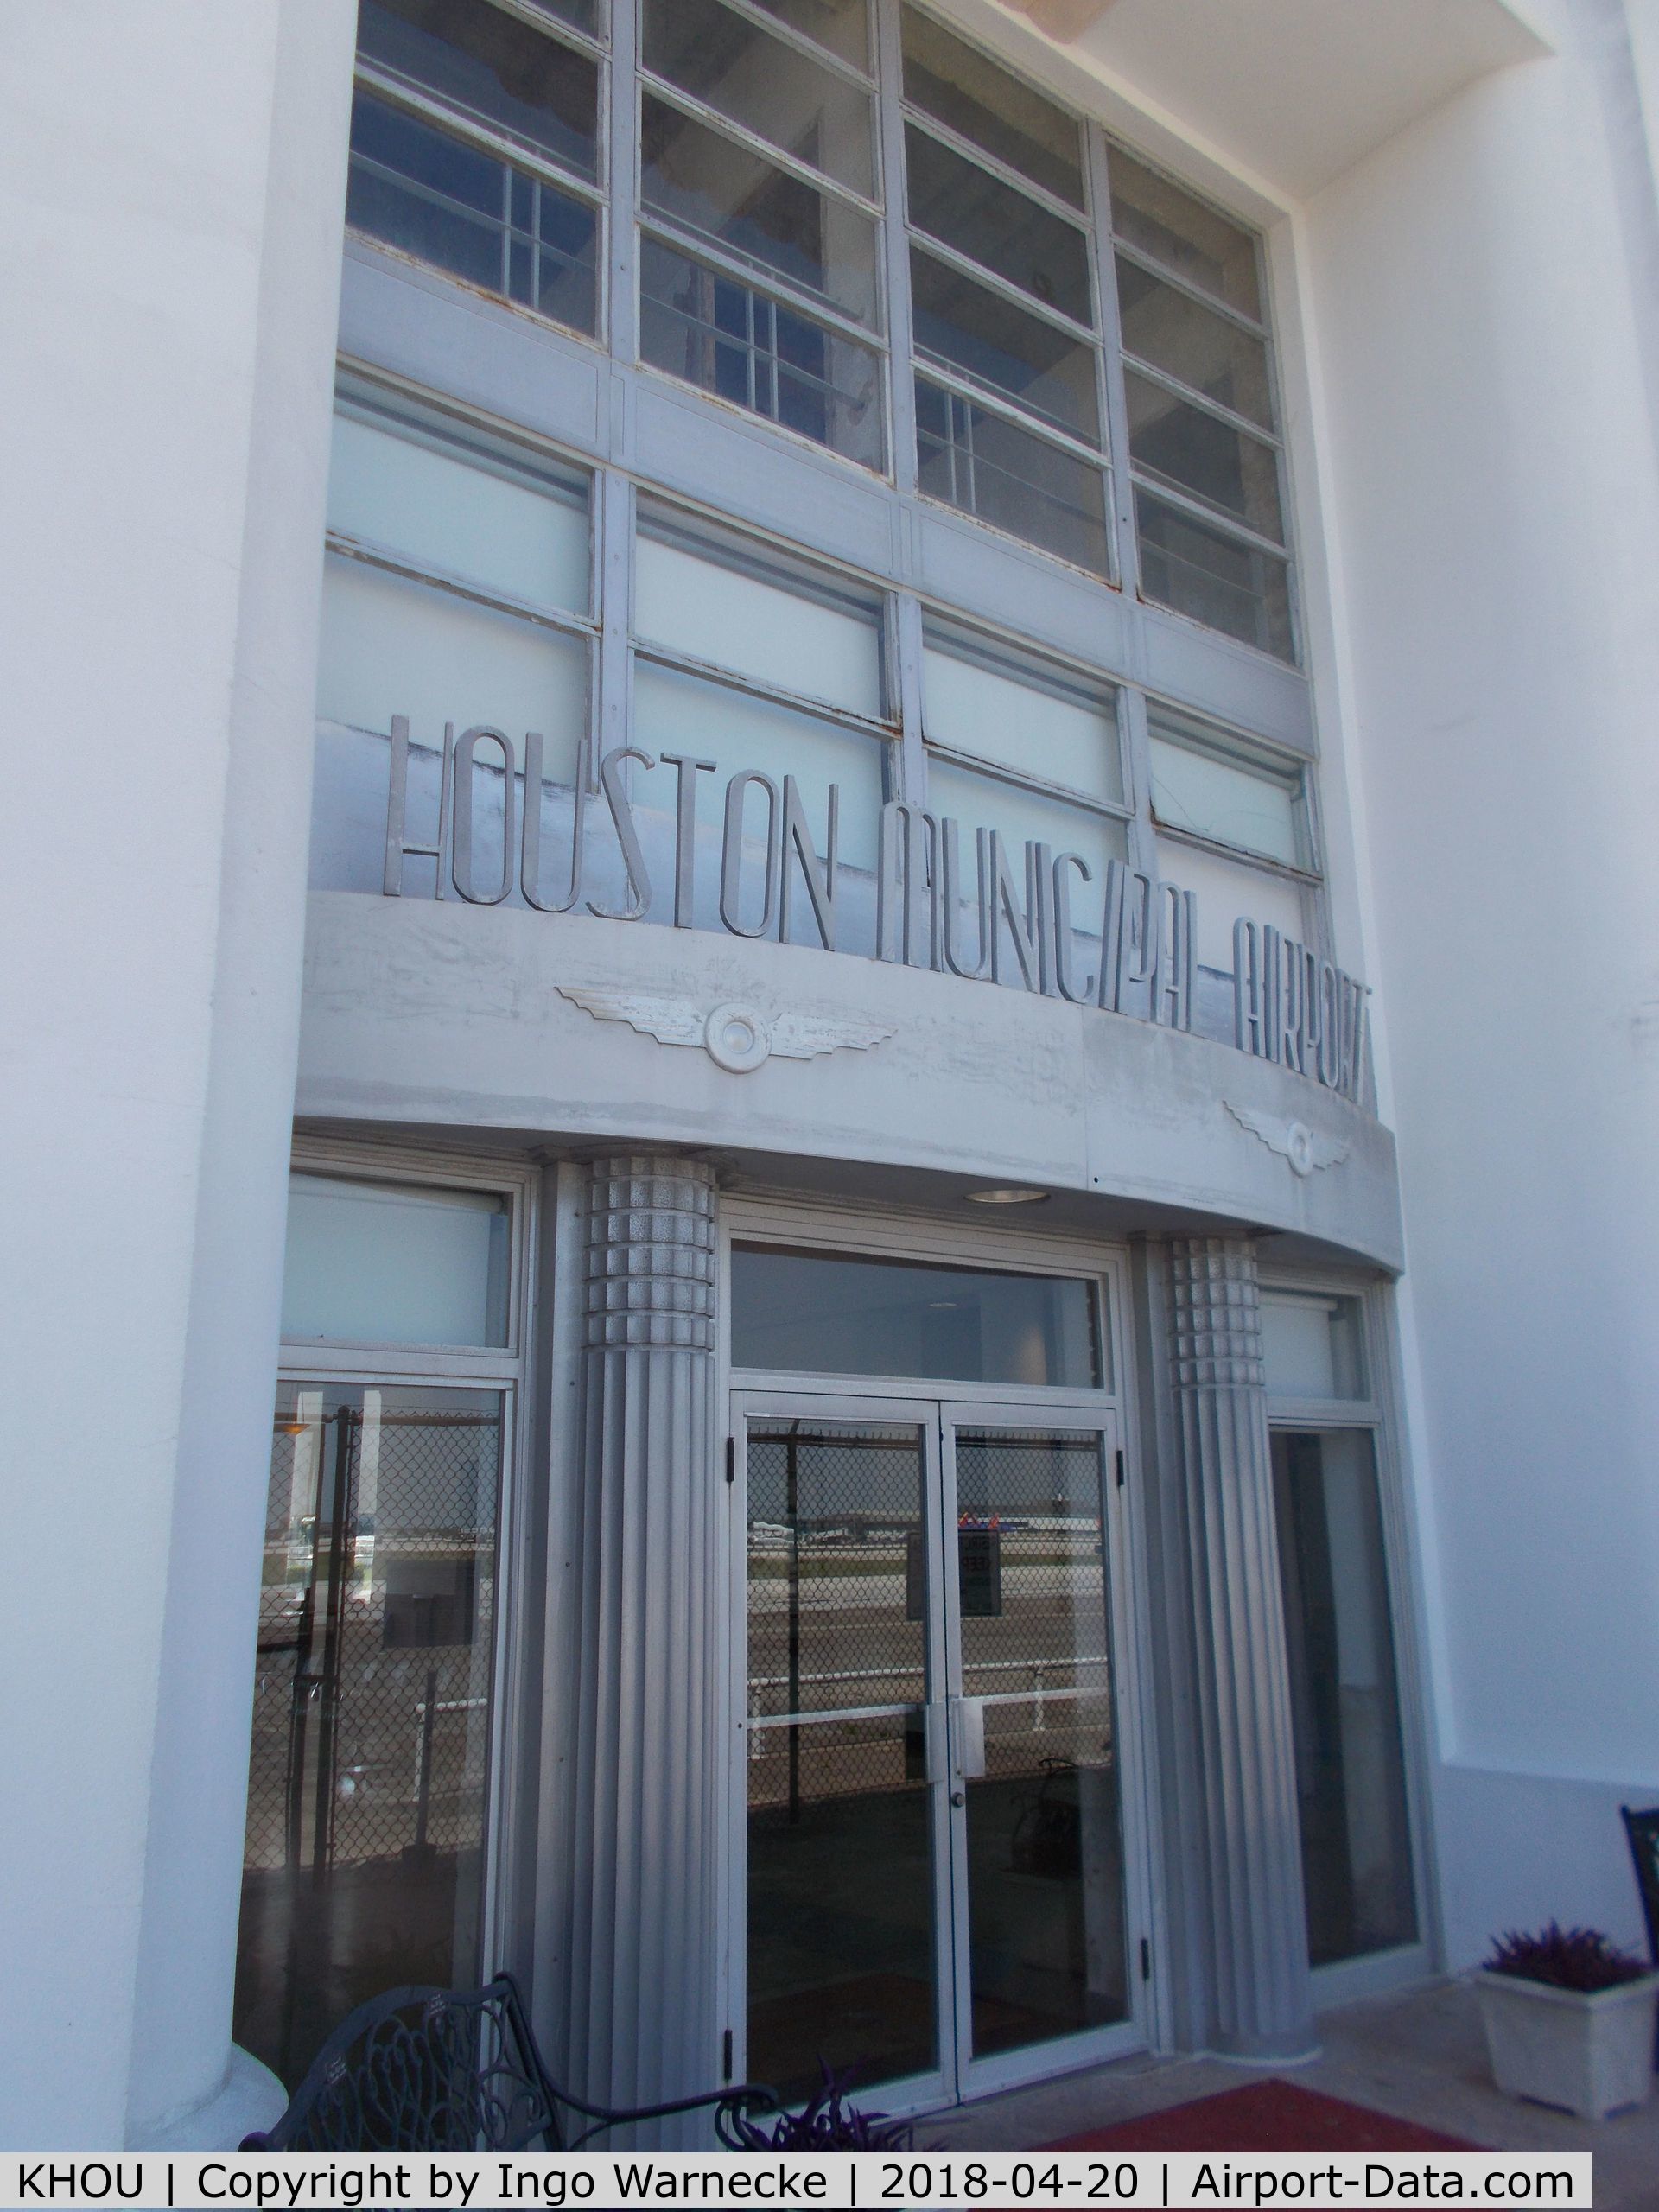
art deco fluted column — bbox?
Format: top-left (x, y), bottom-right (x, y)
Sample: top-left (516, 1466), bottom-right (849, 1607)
top-left (552, 1154), bottom-right (721, 2144)
top-left (1167, 1237), bottom-right (1317, 2058)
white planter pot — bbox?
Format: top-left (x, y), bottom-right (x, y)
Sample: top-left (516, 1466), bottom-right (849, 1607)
top-left (1476, 1969), bottom-right (1659, 2120)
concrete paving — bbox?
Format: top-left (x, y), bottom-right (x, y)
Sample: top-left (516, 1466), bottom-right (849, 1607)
top-left (925, 1978), bottom-right (1659, 2209)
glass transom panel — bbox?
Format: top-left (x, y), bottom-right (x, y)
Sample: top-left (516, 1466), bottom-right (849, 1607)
top-left (327, 410), bottom-right (590, 613)
top-left (1262, 1292), bottom-right (1366, 1400)
top-left (924, 634), bottom-right (1121, 804)
top-left (731, 1244), bottom-right (1103, 1386)
top-left (282, 1175), bottom-right (511, 1347)
top-left (1148, 716), bottom-right (1305, 868)
top-left (634, 531), bottom-right (882, 715)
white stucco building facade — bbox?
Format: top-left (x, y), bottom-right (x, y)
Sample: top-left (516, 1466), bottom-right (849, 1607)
top-left (2, 0), bottom-right (1656, 2153)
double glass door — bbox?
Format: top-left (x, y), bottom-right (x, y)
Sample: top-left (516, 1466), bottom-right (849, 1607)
top-left (736, 1394), bottom-right (1147, 2108)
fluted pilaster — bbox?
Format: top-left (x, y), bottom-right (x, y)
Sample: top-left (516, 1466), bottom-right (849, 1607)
top-left (554, 1154), bottom-right (720, 2143)
top-left (1167, 1237), bottom-right (1316, 2058)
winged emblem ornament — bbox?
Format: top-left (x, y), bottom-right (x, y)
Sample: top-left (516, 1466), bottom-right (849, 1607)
top-left (557, 987), bottom-right (895, 1073)
top-left (1225, 1101), bottom-right (1351, 1179)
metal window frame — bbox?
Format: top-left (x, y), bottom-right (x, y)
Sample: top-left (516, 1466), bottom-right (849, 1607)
top-left (320, 377), bottom-right (602, 786)
top-left (336, 0), bottom-right (1344, 932)
top-left (319, 365), bottom-right (1325, 945)
top-left (896, 4), bottom-right (1116, 542)
top-left (715, 1196), bottom-right (1168, 2103)
top-left (629, 498), bottom-right (900, 763)
top-left (1146, 703), bottom-right (1320, 874)
top-left (653, 0), bottom-right (878, 86)
top-left (918, 612), bottom-right (1132, 821)
top-left (351, 0), bottom-right (611, 339)
top-left (1096, 137), bottom-right (1302, 661)
top-left (638, 52), bottom-right (882, 218)
top-left (1257, 1266), bottom-right (1440, 2004)
top-left (273, 1137), bottom-right (541, 2014)
top-left (634, 83), bottom-right (886, 327)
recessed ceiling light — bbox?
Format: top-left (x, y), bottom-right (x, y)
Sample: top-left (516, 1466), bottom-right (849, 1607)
top-left (965, 1186), bottom-right (1050, 1206)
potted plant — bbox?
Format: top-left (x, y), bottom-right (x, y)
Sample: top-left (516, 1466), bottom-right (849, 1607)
top-left (727, 2063), bottom-right (914, 2152)
top-left (1476, 1922), bottom-right (1659, 2120)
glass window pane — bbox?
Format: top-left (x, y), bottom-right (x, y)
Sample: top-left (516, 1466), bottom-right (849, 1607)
top-left (282, 1175), bottom-right (511, 1347)
top-left (1273, 1429), bottom-right (1417, 1965)
top-left (634, 533), bottom-right (881, 716)
top-left (317, 554), bottom-right (589, 785)
top-left (731, 1245), bottom-right (1103, 1386)
top-left (906, 124), bottom-right (1091, 325)
top-left (347, 92), bottom-right (598, 334)
top-left (1116, 256), bottom-right (1274, 430)
top-left (929, 755), bottom-right (1128, 980)
top-left (327, 412), bottom-right (589, 614)
top-left (1107, 144), bottom-right (1262, 321)
top-left (1153, 832), bottom-right (1302, 973)
top-left (641, 94), bottom-right (878, 325)
top-left (1135, 486), bottom-right (1294, 661)
top-left (357, 0), bottom-right (599, 175)
top-left (639, 236), bottom-right (885, 471)
top-left (924, 636), bottom-right (1121, 804)
top-left (753, 0), bottom-right (869, 69)
top-left (1127, 372), bottom-right (1283, 543)
top-left (953, 1428), bottom-right (1128, 2056)
top-left (912, 246), bottom-right (1099, 444)
top-left (1262, 1294), bottom-right (1366, 1401)
top-left (901, 6), bottom-right (1083, 207)
top-left (916, 377), bottom-right (1109, 575)
top-left (643, 0), bottom-right (874, 199)
top-left (1148, 716), bottom-right (1304, 868)
top-left (236, 1382), bottom-right (503, 2086)
top-left (632, 662), bottom-right (887, 934)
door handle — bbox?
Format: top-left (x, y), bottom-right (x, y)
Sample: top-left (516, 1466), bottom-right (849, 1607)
top-left (909, 1700), bottom-right (948, 1786)
top-left (951, 1695), bottom-right (987, 1781)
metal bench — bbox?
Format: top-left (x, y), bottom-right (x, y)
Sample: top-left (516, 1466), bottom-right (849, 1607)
top-left (240, 1974), bottom-right (780, 2151)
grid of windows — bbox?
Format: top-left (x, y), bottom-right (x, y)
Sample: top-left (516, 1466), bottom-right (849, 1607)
top-left (901, 9), bottom-right (1110, 575)
top-left (310, 389), bottom-right (1332, 1012)
top-left (349, 0), bottom-right (606, 335)
top-left (344, 0), bottom-right (1301, 664)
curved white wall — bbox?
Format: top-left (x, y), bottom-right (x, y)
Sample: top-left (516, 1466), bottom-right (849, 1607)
top-left (0, 0), bottom-right (354, 2149)
top-left (1303, 0), bottom-right (1659, 1958)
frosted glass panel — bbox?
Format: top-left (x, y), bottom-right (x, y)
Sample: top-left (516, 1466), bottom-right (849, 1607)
top-left (283, 1175), bottom-right (510, 1347)
top-left (1262, 1293), bottom-right (1365, 1400)
top-left (924, 639), bottom-right (1121, 803)
top-left (328, 413), bottom-right (588, 613)
top-left (928, 760), bottom-right (1125, 885)
top-left (634, 535), bottom-right (881, 718)
top-left (317, 555), bottom-right (588, 785)
top-left (1154, 832), bottom-right (1302, 973)
top-left (1149, 728), bottom-right (1301, 867)
top-left (634, 660), bottom-right (887, 874)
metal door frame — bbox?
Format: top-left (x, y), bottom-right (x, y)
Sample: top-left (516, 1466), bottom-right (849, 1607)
top-left (728, 1389), bottom-right (957, 2113)
top-left (938, 1400), bottom-right (1151, 2102)
top-left (727, 1386), bottom-right (1154, 2115)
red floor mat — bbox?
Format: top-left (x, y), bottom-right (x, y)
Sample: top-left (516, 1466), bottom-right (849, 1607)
top-left (1041, 2077), bottom-right (1481, 2152)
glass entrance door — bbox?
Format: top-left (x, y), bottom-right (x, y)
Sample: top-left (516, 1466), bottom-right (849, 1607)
top-left (736, 1395), bottom-right (1145, 2110)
